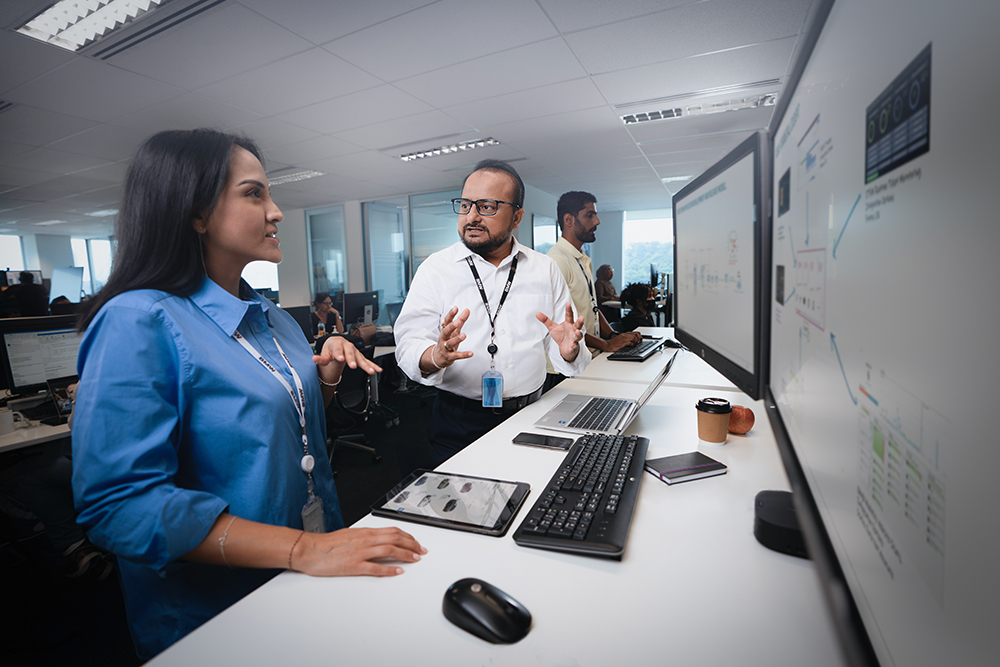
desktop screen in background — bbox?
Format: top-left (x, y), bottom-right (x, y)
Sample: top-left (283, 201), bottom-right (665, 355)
top-left (673, 151), bottom-right (757, 374)
top-left (5, 328), bottom-right (81, 391)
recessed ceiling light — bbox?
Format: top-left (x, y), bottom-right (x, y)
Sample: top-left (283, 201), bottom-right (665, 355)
top-left (400, 138), bottom-right (500, 162)
top-left (16, 0), bottom-right (168, 52)
top-left (267, 169), bottom-right (325, 186)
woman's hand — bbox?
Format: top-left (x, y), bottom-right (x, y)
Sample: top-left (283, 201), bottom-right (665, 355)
top-left (291, 526), bottom-right (427, 576)
top-left (313, 335), bottom-right (381, 385)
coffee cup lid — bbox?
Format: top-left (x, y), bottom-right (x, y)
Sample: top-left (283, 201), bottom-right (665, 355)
top-left (696, 397), bottom-right (732, 414)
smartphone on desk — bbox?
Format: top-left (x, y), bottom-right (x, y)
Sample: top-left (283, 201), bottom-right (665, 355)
top-left (512, 432), bottom-right (574, 451)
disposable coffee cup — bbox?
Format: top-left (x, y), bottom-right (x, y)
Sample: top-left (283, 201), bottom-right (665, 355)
top-left (696, 397), bottom-right (732, 447)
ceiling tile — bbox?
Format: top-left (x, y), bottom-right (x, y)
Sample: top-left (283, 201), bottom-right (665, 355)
top-left (0, 30), bottom-right (75, 96)
top-left (445, 77), bottom-right (605, 129)
top-left (236, 0), bottom-right (438, 45)
top-left (0, 105), bottom-right (97, 147)
top-left (594, 37), bottom-right (796, 106)
top-left (196, 47), bottom-right (382, 116)
top-left (565, 0), bottom-right (811, 74)
top-left (230, 119), bottom-right (322, 152)
top-left (4, 57), bottom-right (183, 122)
top-left (107, 3), bottom-right (314, 89)
top-left (394, 38), bottom-right (586, 108)
top-left (334, 110), bottom-right (476, 152)
top-left (276, 85), bottom-right (432, 134)
top-left (46, 123), bottom-right (153, 162)
top-left (324, 0), bottom-right (557, 81)
top-left (262, 135), bottom-right (366, 168)
top-left (537, 0), bottom-right (692, 33)
top-left (111, 92), bottom-right (262, 132)
top-left (0, 147), bottom-right (112, 175)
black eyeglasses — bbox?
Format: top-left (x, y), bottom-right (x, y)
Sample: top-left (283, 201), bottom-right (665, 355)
top-left (451, 198), bottom-right (521, 217)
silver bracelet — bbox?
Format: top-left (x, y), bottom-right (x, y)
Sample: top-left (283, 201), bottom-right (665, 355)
top-left (428, 346), bottom-right (445, 370)
top-left (318, 376), bottom-right (341, 388)
top-left (218, 515), bottom-right (238, 569)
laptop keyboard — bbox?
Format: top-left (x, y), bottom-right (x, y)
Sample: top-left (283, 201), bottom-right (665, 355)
top-left (567, 397), bottom-right (629, 432)
top-left (513, 432), bottom-right (648, 559)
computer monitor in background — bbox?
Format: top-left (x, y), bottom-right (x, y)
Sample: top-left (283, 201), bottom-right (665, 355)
top-left (672, 130), bottom-right (770, 400)
top-left (649, 263), bottom-right (658, 289)
top-left (49, 267), bottom-right (84, 303)
top-left (342, 291), bottom-right (379, 327)
top-left (0, 315), bottom-right (81, 398)
top-left (5, 270), bottom-right (43, 286)
top-left (765, 1), bottom-right (997, 665)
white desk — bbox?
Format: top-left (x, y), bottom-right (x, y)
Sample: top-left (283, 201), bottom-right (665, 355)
top-left (0, 422), bottom-right (70, 454)
top-left (581, 327), bottom-right (737, 393)
top-left (151, 369), bottom-right (845, 666)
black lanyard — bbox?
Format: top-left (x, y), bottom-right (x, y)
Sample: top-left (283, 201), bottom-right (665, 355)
top-left (465, 255), bottom-right (517, 368)
top-left (575, 257), bottom-right (599, 335)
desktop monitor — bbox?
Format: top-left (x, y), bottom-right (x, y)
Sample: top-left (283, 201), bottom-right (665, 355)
top-left (649, 263), bottom-right (658, 288)
top-left (672, 130), bottom-right (770, 400)
top-left (0, 315), bottom-right (81, 397)
top-left (766, 0), bottom-right (998, 665)
top-left (6, 269), bottom-right (43, 286)
top-left (342, 291), bottom-right (379, 327)
top-left (49, 266), bottom-right (84, 303)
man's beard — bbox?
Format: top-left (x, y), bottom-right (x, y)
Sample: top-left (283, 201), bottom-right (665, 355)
top-left (461, 224), bottom-right (512, 256)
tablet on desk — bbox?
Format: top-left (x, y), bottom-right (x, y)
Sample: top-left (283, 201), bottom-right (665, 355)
top-left (370, 470), bottom-right (530, 537)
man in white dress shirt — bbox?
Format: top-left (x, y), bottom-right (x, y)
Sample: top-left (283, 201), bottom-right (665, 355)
top-left (394, 159), bottom-right (591, 468)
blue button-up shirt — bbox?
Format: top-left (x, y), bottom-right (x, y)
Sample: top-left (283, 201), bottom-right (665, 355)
top-left (72, 277), bottom-right (343, 658)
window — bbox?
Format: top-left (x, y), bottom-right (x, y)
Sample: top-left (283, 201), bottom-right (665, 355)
top-left (363, 197), bottom-right (407, 325)
top-left (532, 214), bottom-right (557, 254)
top-left (622, 210), bottom-right (673, 288)
top-left (241, 261), bottom-right (278, 291)
top-left (306, 205), bottom-right (347, 303)
top-left (410, 189), bottom-right (460, 276)
top-left (0, 235), bottom-right (24, 272)
top-left (71, 237), bottom-right (113, 294)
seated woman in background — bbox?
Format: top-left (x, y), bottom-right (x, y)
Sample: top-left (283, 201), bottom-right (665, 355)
top-left (619, 282), bottom-right (656, 331)
top-left (72, 129), bottom-right (425, 660)
top-left (594, 264), bottom-right (620, 323)
top-left (311, 292), bottom-right (343, 337)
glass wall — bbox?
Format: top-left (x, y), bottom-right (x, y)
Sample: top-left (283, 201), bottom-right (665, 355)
top-left (71, 237), bottom-right (112, 295)
top-left (306, 205), bottom-right (347, 305)
top-left (363, 197), bottom-right (407, 326)
top-left (622, 209), bottom-right (673, 289)
top-left (532, 214), bottom-right (557, 254)
top-left (410, 189), bottom-right (459, 276)
top-left (0, 235), bottom-right (25, 273)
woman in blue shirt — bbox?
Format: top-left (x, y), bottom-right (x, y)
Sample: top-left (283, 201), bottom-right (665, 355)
top-left (71, 129), bottom-right (426, 659)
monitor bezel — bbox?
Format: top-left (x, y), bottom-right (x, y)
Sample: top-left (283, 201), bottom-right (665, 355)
top-left (341, 290), bottom-right (380, 327)
top-left (671, 130), bottom-right (771, 400)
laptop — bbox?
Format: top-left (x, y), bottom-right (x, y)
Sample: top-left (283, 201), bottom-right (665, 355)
top-left (535, 351), bottom-right (677, 436)
top-left (607, 338), bottom-right (666, 362)
top-left (45, 375), bottom-right (78, 424)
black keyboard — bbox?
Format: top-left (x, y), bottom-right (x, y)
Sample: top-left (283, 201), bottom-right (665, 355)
top-left (512, 433), bottom-right (648, 559)
top-left (607, 339), bottom-right (662, 361)
top-left (567, 397), bottom-right (629, 431)
top-left (20, 400), bottom-right (59, 421)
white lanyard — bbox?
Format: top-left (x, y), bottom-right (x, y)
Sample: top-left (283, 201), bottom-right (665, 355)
top-left (233, 329), bottom-right (316, 497)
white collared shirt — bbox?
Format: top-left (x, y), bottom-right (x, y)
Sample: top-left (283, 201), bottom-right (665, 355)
top-left (394, 238), bottom-right (591, 399)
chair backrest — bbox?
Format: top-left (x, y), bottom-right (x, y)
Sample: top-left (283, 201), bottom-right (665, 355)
top-left (334, 353), bottom-right (375, 415)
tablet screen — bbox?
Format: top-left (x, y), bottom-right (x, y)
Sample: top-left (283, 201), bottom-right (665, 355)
top-left (371, 470), bottom-right (529, 536)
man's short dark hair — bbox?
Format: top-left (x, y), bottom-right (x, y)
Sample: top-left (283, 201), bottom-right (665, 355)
top-left (19, 271), bottom-right (35, 284)
top-left (556, 191), bottom-right (597, 231)
top-left (464, 159), bottom-right (524, 208)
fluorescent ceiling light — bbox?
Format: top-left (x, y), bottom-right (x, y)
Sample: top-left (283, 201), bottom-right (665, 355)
top-left (267, 169), bottom-right (325, 186)
top-left (660, 176), bottom-right (693, 183)
top-left (16, 0), bottom-right (168, 52)
top-left (33, 219), bottom-right (69, 226)
top-left (400, 138), bottom-right (500, 162)
top-left (622, 93), bottom-right (777, 125)
top-left (85, 208), bottom-right (118, 217)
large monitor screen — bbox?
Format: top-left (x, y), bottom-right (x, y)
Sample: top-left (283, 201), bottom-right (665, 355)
top-left (0, 315), bottom-right (81, 396)
top-left (672, 131), bottom-right (769, 399)
top-left (767, 1), bottom-right (998, 665)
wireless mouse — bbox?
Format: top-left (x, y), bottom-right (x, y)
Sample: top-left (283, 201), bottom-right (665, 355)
top-left (442, 578), bottom-right (532, 644)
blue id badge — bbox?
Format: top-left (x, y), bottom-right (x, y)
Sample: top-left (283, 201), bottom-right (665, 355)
top-left (482, 370), bottom-right (503, 408)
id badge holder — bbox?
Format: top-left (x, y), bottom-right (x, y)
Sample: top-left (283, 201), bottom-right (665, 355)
top-left (482, 369), bottom-right (503, 408)
top-left (301, 495), bottom-right (325, 533)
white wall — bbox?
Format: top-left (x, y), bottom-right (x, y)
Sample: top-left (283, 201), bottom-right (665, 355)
top-left (518, 183), bottom-right (558, 248)
top-left (592, 210), bottom-right (625, 292)
top-left (275, 207), bottom-right (311, 308)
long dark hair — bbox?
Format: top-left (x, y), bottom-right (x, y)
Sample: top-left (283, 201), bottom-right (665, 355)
top-left (78, 129), bottom-right (263, 330)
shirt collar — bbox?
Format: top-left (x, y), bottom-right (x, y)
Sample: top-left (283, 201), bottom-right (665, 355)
top-left (189, 276), bottom-right (273, 336)
top-left (555, 236), bottom-right (587, 260)
top-left (451, 236), bottom-right (527, 268)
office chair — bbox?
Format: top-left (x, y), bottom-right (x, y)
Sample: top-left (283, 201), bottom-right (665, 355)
top-left (385, 302), bottom-right (403, 326)
top-left (325, 363), bottom-right (383, 471)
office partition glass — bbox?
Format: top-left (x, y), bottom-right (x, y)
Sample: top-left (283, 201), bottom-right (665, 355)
top-left (409, 189), bottom-right (459, 276)
top-left (363, 197), bottom-right (407, 326)
top-left (532, 214), bottom-right (557, 254)
top-left (71, 237), bottom-right (112, 294)
top-left (623, 210), bottom-right (673, 287)
top-left (306, 205), bottom-right (347, 304)
top-left (0, 235), bottom-right (25, 273)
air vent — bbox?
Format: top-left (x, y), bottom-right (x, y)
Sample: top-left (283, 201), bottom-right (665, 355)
top-left (399, 137), bottom-right (501, 162)
top-left (88, 0), bottom-right (226, 60)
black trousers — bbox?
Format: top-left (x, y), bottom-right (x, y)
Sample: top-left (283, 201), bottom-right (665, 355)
top-left (425, 396), bottom-right (513, 469)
